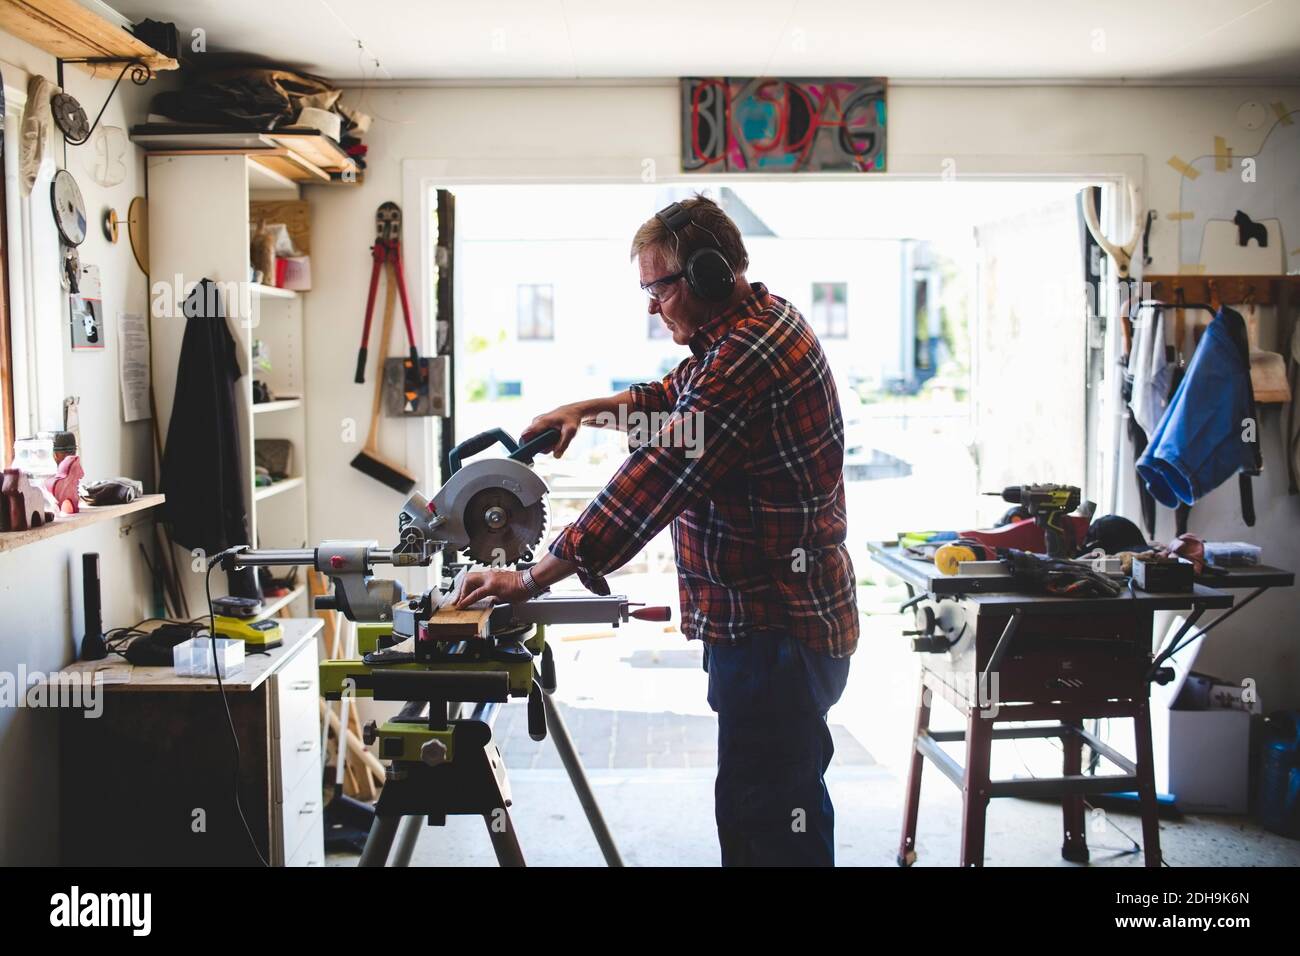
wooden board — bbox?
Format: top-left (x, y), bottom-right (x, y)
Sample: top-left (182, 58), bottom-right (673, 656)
top-left (251, 150), bottom-right (329, 184)
top-left (0, 0), bottom-right (178, 74)
top-left (425, 604), bottom-right (494, 639)
top-left (267, 132), bottom-right (352, 173)
top-left (250, 199), bottom-right (312, 254)
top-left (1143, 274), bottom-right (1300, 308)
top-left (0, 494), bottom-right (164, 554)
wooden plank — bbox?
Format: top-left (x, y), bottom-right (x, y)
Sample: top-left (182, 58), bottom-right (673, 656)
top-left (0, 493), bottom-right (164, 554)
top-left (251, 151), bottom-right (330, 184)
top-left (267, 132), bottom-right (352, 173)
top-left (250, 199), bottom-right (312, 253)
top-left (1144, 274), bottom-right (1300, 308)
top-left (426, 604), bottom-right (494, 638)
top-left (0, 0), bottom-right (177, 73)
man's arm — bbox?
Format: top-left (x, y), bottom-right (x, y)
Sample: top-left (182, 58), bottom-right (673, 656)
top-left (521, 390), bottom-right (631, 458)
top-left (523, 371), bottom-right (680, 457)
top-left (548, 327), bottom-right (784, 591)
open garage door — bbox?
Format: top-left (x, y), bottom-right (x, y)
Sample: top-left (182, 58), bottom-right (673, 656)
top-left (972, 197), bottom-right (1089, 523)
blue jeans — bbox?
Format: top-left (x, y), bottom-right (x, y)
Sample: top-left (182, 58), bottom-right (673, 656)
top-left (703, 631), bottom-right (851, 866)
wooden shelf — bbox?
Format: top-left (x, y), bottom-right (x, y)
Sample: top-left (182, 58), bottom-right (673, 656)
top-left (254, 584), bottom-right (307, 621)
top-left (254, 476), bottom-right (305, 503)
top-left (0, 494), bottom-right (164, 554)
top-left (250, 283), bottom-right (298, 300)
top-left (253, 398), bottom-right (303, 414)
top-left (130, 128), bottom-right (355, 183)
top-left (1142, 274), bottom-right (1300, 307)
top-left (0, 0), bottom-right (178, 75)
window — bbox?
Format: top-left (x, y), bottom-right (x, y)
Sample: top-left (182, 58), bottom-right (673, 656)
top-left (517, 284), bottom-right (554, 340)
top-left (647, 312), bottom-right (670, 339)
top-left (810, 282), bottom-right (848, 339)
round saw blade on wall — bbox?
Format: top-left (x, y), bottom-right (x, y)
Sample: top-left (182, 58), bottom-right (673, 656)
top-left (51, 92), bottom-right (90, 143)
top-left (462, 487), bottom-right (546, 566)
top-left (51, 169), bottom-right (87, 246)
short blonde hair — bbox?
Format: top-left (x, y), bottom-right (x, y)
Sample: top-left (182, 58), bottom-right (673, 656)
top-left (630, 194), bottom-right (749, 274)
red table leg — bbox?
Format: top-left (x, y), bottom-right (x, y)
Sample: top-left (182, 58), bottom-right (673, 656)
top-left (1061, 719), bottom-right (1090, 863)
top-left (898, 679), bottom-right (932, 866)
top-left (1133, 697), bottom-right (1164, 867)
top-left (959, 705), bottom-right (993, 867)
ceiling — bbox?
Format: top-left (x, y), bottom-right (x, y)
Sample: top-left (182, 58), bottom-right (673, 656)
top-left (109, 0), bottom-right (1300, 83)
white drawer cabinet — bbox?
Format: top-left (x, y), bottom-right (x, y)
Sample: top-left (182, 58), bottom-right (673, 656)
top-left (269, 637), bottom-right (324, 865)
top-left (62, 620), bottom-right (326, 866)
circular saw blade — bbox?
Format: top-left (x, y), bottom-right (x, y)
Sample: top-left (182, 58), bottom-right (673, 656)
top-left (462, 487), bottom-right (546, 566)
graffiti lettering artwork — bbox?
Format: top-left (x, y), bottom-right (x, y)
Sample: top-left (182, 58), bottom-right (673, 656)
top-left (682, 77), bottom-right (887, 173)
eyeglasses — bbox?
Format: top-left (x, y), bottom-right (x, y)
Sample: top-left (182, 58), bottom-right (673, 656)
top-left (640, 271), bottom-right (684, 302)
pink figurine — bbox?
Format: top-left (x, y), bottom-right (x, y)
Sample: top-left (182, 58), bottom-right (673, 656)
top-left (45, 454), bottom-right (83, 514)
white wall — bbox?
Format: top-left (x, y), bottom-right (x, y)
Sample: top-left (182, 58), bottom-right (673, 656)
top-left (306, 81), bottom-right (1300, 713)
top-left (0, 33), bottom-right (158, 863)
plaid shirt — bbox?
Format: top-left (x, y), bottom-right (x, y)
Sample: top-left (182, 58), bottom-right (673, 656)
top-left (549, 283), bottom-right (859, 657)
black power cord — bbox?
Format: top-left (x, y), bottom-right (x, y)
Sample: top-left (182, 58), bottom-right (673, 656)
top-left (205, 553), bottom-right (270, 867)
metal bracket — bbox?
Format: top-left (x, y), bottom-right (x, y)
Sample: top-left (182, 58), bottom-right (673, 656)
top-left (54, 58), bottom-right (153, 147)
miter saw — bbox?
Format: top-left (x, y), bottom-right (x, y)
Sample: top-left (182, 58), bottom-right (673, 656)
top-left (223, 427), bottom-right (561, 620)
top-left (219, 426), bottom-right (669, 866)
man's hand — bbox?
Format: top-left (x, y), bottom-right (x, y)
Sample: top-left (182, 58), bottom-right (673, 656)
top-left (522, 390), bottom-right (633, 459)
top-left (454, 569), bottom-right (529, 608)
top-left (522, 403), bottom-right (585, 459)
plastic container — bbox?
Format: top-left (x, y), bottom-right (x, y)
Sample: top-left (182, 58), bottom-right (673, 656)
top-left (173, 636), bottom-right (245, 678)
top-left (1204, 541), bottom-right (1262, 568)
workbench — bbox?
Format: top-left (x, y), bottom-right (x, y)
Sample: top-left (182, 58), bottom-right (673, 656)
top-left (60, 619), bottom-right (325, 866)
top-left (868, 541), bottom-right (1293, 867)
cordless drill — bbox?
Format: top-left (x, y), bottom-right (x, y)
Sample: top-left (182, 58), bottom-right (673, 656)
top-left (987, 484), bottom-right (1081, 558)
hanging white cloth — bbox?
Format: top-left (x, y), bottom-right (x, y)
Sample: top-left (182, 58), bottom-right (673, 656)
top-left (1128, 302), bottom-right (1173, 436)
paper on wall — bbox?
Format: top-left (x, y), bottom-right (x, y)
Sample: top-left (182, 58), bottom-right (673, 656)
top-left (117, 312), bottom-right (151, 423)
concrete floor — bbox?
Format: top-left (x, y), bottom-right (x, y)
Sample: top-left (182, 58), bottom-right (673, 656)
top-left (329, 579), bottom-right (1300, 867)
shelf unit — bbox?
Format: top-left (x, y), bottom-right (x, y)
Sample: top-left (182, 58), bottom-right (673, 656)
top-left (147, 153), bottom-right (312, 617)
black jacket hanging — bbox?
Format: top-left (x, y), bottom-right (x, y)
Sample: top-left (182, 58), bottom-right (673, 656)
top-left (159, 279), bottom-right (256, 591)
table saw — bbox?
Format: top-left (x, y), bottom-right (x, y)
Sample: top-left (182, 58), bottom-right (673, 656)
top-left (868, 540), bottom-right (1293, 867)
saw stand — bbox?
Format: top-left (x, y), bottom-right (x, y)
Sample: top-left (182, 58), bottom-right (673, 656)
top-left (346, 625), bottom-right (623, 867)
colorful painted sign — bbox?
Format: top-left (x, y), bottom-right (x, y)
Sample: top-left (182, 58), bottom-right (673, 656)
top-left (682, 77), bottom-right (887, 173)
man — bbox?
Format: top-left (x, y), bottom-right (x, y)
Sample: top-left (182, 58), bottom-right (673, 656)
top-left (456, 195), bottom-right (859, 866)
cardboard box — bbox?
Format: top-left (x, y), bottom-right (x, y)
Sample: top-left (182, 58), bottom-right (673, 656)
top-left (1150, 615), bottom-right (1260, 814)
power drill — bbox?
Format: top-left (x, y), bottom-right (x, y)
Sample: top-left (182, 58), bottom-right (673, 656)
top-left (986, 484), bottom-right (1081, 558)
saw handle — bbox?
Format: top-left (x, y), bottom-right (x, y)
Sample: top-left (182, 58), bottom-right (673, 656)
top-left (630, 605), bottom-right (672, 622)
top-left (446, 427), bottom-right (562, 474)
top-left (447, 428), bottom-right (518, 474)
top-left (510, 427), bottom-right (561, 466)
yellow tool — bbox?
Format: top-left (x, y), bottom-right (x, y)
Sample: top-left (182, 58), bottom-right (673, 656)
top-left (214, 615), bottom-right (282, 650)
top-left (934, 543), bottom-right (977, 576)
top-left (211, 595), bottom-right (282, 649)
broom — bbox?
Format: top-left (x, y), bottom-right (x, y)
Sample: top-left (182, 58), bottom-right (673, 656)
top-left (351, 260), bottom-right (418, 493)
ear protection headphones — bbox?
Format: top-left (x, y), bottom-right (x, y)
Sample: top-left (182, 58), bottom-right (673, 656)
top-left (654, 202), bottom-right (736, 303)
